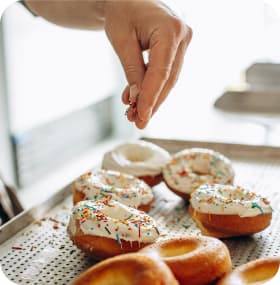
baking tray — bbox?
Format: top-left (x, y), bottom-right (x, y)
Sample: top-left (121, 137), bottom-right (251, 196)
top-left (1, 138), bottom-right (280, 285)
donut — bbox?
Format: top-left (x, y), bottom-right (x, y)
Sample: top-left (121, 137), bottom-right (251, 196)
top-left (217, 257), bottom-right (280, 285)
top-left (102, 140), bottom-right (170, 186)
top-left (189, 184), bottom-right (273, 238)
top-left (67, 199), bottom-right (160, 260)
top-left (72, 169), bottom-right (154, 212)
top-left (71, 253), bottom-right (179, 285)
top-left (140, 236), bottom-right (232, 285)
top-left (163, 148), bottom-right (234, 200)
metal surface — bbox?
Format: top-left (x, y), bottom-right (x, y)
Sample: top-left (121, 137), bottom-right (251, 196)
top-left (214, 89), bottom-right (280, 113)
top-left (246, 63), bottom-right (280, 90)
top-left (1, 138), bottom-right (280, 284)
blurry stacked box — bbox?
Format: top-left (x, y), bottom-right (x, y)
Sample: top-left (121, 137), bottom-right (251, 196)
top-left (215, 62), bottom-right (280, 113)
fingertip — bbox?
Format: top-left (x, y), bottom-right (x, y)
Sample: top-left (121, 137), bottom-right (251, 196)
top-left (135, 119), bottom-right (148, 129)
top-left (126, 106), bottom-right (137, 122)
top-left (134, 113), bottom-right (149, 129)
top-left (129, 84), bottom-right (139, 104)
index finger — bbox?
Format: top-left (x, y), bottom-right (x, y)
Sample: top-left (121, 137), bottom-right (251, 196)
top-left (136, 34), bottom-right (180, 121)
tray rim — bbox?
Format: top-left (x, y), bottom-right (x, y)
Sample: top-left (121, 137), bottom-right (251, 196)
top-left (142, 137), bottom-right (280, 158)
top-left (0, 184), bottom-right (71, 245)
top-left (1, 137), bottom-right (280, 244)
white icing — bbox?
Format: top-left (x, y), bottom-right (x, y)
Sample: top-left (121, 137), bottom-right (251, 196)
top-left (102, 141), bottom-right (170, 177)
top-left (163, 148), bottom-right (234, 194)
top-left (190, 184), bottom-right (272, 217)
top-left (68, 200), bottom-right (160, 243)
top-left (75, 169), bottom-right (153, 208)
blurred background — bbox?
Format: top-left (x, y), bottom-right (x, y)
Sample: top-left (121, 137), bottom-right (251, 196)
top-left (0, 0), bottom-right (280, 208)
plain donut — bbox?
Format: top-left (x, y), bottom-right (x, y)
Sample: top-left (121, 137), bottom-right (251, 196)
top-left (140, 236), bottom-right (232, 285)
top-left (71, 253), bottom-right (179, 285)
top-left (217, 257), bottom-right (280, 285)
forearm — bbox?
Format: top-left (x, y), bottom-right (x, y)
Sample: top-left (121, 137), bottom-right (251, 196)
top-left (24, 0), bottom-right (107, 30)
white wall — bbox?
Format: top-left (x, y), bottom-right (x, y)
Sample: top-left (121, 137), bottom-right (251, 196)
top-left (2, 2), bottom-right (122, 133)
top-left (145, 0), bottom-right (280, 145)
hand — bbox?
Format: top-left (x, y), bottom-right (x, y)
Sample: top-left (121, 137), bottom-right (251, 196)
top-left (104, 0), bottom-right (192, 129)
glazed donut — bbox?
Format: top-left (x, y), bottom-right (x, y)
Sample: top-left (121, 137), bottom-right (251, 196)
top-left (189, 184), bottom-right (273, 238)
top-left (102, 140), bottom-right (170, 186)
top-left (217, 257), bottom-right (280, 285)
top-left (72, 253), bottom-right (179, 285)
top-left (163, 148), bottom-right (234, 200)
top-left (67, 199), bottom-right (160, 260)
top-left (72, 169), bottom-right (154, 212)
top-left (140, 236), bottom-right (232, 285)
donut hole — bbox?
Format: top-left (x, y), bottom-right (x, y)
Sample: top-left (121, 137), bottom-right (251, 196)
top-left (123, 148), bottom-right (153, 163)
top-left (191, 159), bottom-right (210, 175)
top-left (242, 263), bottom-right (279, 283)
top-left (159, 242), bottom-right (197, 258)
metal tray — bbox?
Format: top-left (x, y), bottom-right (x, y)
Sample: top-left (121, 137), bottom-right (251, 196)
top-left (1, 138), bottom-right (280, 285)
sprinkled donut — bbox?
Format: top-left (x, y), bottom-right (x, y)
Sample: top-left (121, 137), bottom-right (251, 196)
top-left (72, 253), bottom-right (179, 285)
top-left (67, 199), bottom-right (160, 260)
top-left (73, 169), bottom-right (154, 212)
top-left (102, 140), bottom-right (170, 186)
top-left (140, 236), bottom-right (232, 285)
top-left (163, 148), bottom-right (235, 200)
top-left (189, 184), bottom-right (272, 238)
top-left (217, 257), bottom-right (280, 285)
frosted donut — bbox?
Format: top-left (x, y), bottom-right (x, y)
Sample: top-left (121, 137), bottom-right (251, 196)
top-left (140, 236), bottom-right (232, 285)
top-left (163, 148), bottom-right (234, 200)
top-left (72, 253), bottom-right (179, 285)
top-left (72, 169), bottom-right (154, 212)
top-left (67, 199), bottom-right (160, 260)
top-left (189, 184), bottom-right (272, 238)
top-left (217, 257), bottom-right (280, 285)
top-left (102, 140), bottom-right (170, 186)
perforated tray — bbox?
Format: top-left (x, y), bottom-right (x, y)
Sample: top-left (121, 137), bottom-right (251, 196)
top-left (1, 138), bottom-right (280, 284)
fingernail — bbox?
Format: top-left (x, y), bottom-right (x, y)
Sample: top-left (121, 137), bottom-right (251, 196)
top-left (129, 84), bottom-right (139, 104)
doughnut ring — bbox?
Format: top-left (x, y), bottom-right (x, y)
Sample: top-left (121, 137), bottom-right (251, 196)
top-left (217, 257), bottom-right (280, 285)
top-left (102, 140), bottom-right (170, 187)
top-left (140, 236), bottom-right (232, 285)
top-left (163, 148), bottom-right (234, 200)
top-left (67, 199), bottom-right (160, 260)
top-left (189, 184), bottom-right (272, 238)
top-left (73, 169), bottom-right (154, 212)
top-left (71, 253), bottom-right (179, 285)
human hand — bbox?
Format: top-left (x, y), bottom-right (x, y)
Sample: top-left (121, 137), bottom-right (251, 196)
top-left (104, 0), bottom-right (192, 129)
